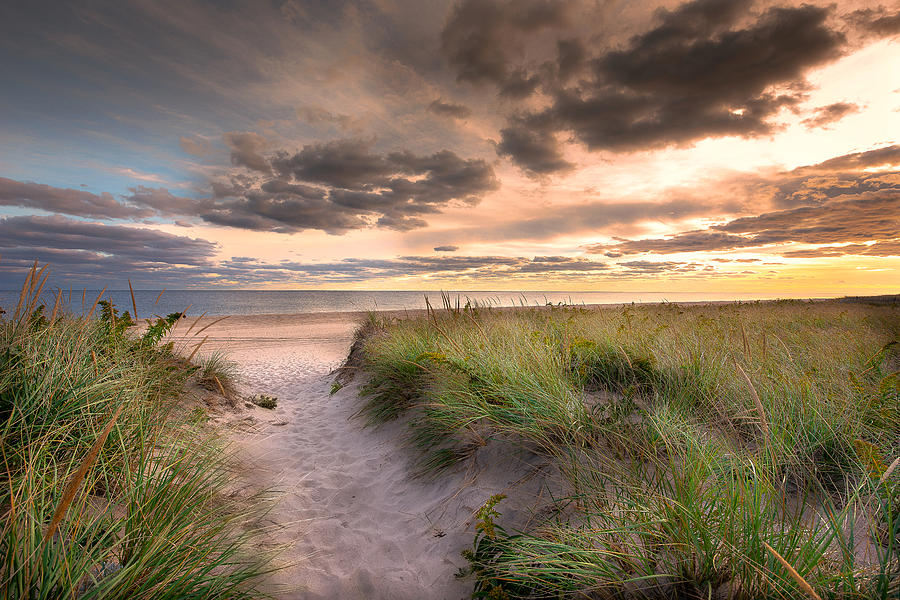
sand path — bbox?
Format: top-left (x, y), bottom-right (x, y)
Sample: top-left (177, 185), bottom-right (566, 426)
top-left (178, 313), bottom-right (549, 600)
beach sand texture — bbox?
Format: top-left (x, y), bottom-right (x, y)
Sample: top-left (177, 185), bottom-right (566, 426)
top-left (172, 313), bottom-right (551, 599)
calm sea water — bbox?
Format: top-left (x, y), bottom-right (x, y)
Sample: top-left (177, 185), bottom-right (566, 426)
top-left (0, 289), bottom-right (788, 317)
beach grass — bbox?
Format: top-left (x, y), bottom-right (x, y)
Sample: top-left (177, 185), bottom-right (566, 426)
top-left (0, 266), bottom-right (271, 599)
top-left (356, 298), bottom-right (900, 598)
top-left (197, 351), bottom-right (241, 398)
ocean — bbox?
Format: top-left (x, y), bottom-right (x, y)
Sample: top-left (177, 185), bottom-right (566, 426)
top-left (0, 289), bottom-right (790, 318)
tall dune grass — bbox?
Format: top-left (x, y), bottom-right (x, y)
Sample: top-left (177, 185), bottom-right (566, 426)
top-left (0, 266), bottom-right (271, 599)
top-left (357, 299), bottom-right (900, 598)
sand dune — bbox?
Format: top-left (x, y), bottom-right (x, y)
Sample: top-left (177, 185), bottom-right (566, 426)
top-left (173, 313), bottom-right (550, 599)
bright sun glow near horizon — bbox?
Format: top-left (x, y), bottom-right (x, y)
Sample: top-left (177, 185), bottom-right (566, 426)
top-left (0, 0), bottom-right (898, 295)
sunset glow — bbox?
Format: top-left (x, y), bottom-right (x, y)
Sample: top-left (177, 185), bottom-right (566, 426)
top-left (1, 0), bottom-right (898, 294)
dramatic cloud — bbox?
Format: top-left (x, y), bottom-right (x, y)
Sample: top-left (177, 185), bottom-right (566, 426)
top-left (555, 37), bottom-right (587, 82)
top-left (2, 0), bottom-right (899, 291)
top-left (849, 6), bottom-right (900, 36)
top-left (801, 102), bottom-right (861, 129)
top-left (0, 215), bottom-right (218, 286)
top-left (224, 132), bottom-right (272, 174)
top-left (3, 135), bottom-right (501, 236)
top-left (717, 192), bottom-right (900, 243)
top-left (497, 117), bottom-right (574, 175)
top-left (0, 215), bottom-right (215, 264)
top-left (217, 254), bottom-right (608, 283)
top-left (201, 183), bottom-right (367, 234)
top-left (588, 145), bottom-right (900, 257)
top-left (568, 2), bottom-right (840, 146)
top-left (0, 177), bottom-right (150, 220)
top-left (440, 0), bottom-right (569, 90)
top-left (483, 0), bottom-right (852, 173)
top-left (209, 254), bottom-right (754, 285)
top-left (428, 99), bottom-right (472, 119)
top-left (591, 191), bottom-right (900, 255)
top-left (209, 138), bottom-right (501, 233)
top-left (124, 186), bottom-right (203, 217)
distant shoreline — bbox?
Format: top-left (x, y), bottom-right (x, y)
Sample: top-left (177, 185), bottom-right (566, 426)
top-left (165, 293), bottom-right (900, 323)
top-left (3, 291), bottom-right (896, 323)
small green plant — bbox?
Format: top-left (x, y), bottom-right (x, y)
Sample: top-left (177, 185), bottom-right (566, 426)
top-left (142, 311), bottom-right (184, 347)
top-left (249, 394), bottom-right (277, 409)
top-left (188, 406), bottom-right (210, 426)
top-left (330, 380), bottom-right (344, 395)
top-left (28, 304), bottom-right (49, 329)
top-left (459, 494), bottom-right (531, 599)
top-left (98, 299), bottom-right (135, 339)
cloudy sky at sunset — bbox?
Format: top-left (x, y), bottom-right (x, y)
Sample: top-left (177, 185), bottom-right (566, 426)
top-left (1, 0), bottom-right (898, 293)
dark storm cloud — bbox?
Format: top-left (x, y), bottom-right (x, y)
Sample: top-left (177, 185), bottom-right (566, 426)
top-left (440, 0), bottom-right (569, 89)
top-left (496, 116), bottom-right (574, 175)
top-left (428, 99), bottom-right (472, 119)
top-left (271, 138), bottom-right (393, 189)
top-left (556, 2), bottom-right (842, 150)
top-left (200, 189), bottom-right (366, 234)
top-left (0, 177), bottom-right (150, 220)
top-left (499, 69), bottom-right (542, 99)
top-left (466, 0), bottom-right (857, 173)
top-left (555, 38), bottom-right (587, 82)
top-left (801, 102), bottom-right (861, 129)
top-left (2, 134), bottom-right (500, 236)
top-left (434, 245), bottom-right (459, 252)
top-left (209, 138), bottom-right (498, 233)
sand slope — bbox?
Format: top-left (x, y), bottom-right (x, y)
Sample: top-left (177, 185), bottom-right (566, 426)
top-left (179, 313), bottom-right (550, 599)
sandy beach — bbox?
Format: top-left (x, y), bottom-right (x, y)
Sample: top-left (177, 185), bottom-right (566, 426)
top-left (170, 312), bottom-right (552, 599)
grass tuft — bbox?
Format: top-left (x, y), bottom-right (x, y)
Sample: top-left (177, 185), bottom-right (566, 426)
top-left (0, 265), bottom-right (272, 598)
top-left (357, 299), bottom-right (900, 598)
top-left (197, 351), bottom-right (240, 397)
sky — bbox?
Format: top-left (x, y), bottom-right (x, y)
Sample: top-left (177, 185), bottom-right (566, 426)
top-left (0, 0), bottom-right (899, 293)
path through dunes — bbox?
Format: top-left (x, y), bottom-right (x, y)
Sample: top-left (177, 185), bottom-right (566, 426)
top-left (179, 313), bottom-right (549, 600)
